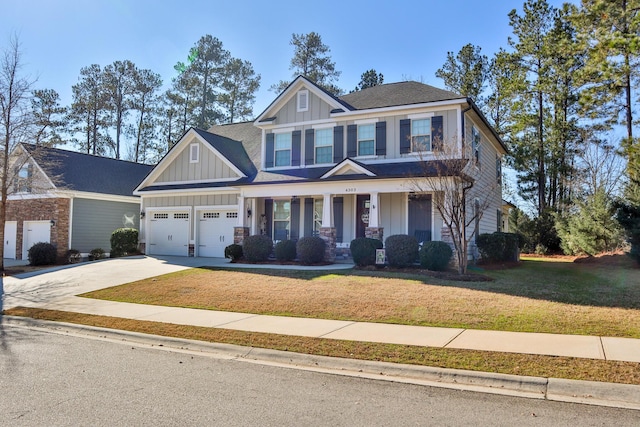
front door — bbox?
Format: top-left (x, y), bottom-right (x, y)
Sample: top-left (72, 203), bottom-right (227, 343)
top-left (356, 195), bottom-right (370, 238)
top-left (408, 194), bottom-right (432, 244)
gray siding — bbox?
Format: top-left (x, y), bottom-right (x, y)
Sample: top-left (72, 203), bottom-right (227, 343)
top-left (156, 138), bottom-right (239, 183)
top-left (71, 198), bottom-right (141, 253)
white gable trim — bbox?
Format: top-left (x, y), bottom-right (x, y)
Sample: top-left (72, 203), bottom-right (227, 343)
top-left (16, 143), bottom-right (57, 191)
top-left (320, 159), bottom-right (376, 179)
top-left (135, 129), bottom-right (246, 192)
top-left (255, 76), bottom-right (345, 124)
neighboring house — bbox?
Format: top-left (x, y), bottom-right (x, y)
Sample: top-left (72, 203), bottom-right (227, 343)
top-left (134, 76), bottom-right (507, 260)
top-left (4, 144), bottom-right (153, 260)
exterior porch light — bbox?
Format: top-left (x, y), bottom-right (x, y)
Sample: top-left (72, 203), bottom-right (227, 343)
top-left (247, 207), bottom-right (252, 218)
top-left (140, 210), bottom-right (146, 219)
top-left (50, 220), bottom-right (56, 227)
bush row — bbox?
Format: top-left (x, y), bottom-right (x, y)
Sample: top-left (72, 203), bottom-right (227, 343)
top-left (227, 235), bottom-right (327, 265)
top-left (351, 235), bottom-right (453, 271)
top-left (476, 232), bottom-right (520, 263)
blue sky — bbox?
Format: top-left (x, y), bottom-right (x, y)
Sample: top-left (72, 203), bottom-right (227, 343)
top-left (2, 0), bottom-right (572, 115)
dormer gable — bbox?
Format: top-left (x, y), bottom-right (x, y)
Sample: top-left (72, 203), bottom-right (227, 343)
top-left (320, 158), bottom-right (376, 179)
top-left (255, 76), bottom-right (350, 127)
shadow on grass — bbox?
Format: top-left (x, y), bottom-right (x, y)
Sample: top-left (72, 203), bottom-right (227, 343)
top-left (202, 255), bottom-right (640, 310)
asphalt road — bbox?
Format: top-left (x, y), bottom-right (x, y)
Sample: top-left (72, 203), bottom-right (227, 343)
top-left (1, 323), bottom-right (639, 426)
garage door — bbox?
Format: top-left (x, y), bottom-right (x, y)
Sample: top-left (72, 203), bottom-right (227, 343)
top-left (147, 211), bottom-right (190, 256)
top-left (23, 221), bottom-right (51, 259)
top-left (197, 210), bottom-right (237, 257)
top-left (4, 221), bottom-right (17, 259)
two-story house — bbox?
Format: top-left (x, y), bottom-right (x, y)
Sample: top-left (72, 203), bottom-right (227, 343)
top-left (134, 76), bottom-right (506, 260)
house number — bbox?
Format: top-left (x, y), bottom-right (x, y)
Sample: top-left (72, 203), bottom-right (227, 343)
top-left (345, 187), bottom-right (357, 193)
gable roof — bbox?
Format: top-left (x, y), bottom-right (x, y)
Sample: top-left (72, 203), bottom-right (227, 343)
top-left (339, 81), bottom-right (464, 110)
top-left (192, 127), bottom-right (256, 177)
top-left (22, 144), bottom-right (153, 197)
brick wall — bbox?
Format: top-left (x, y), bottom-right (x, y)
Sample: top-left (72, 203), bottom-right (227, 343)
top-left (5, 197), bottom-right (70, 260)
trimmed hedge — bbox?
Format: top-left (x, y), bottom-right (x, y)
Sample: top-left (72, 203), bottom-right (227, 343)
top-left (242, 235), bottom-right (273, 262)
top-left (296, 236), bottom-right (326, 265)
top-left (419, 241), bottom-right (453, 271)
top-left (28, 242), bottom-right (57, 266)
top-left (476, 232), bottom-right (520, 262)
top-left (89, 248), bottom-right (106, 261)
top-left (385, 234), bottom-right (419, 268)
top-left (350, 237), bottom-right (383, 266)
top-left (275, 240), bottom-right (297, 262)
top-left (110, 228), bottom-right (139, 257)
top-left (224, 243), bottom-right (243, 261)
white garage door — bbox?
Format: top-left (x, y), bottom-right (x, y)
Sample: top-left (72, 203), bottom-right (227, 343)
top-left (23, 221), bottom-right (51, 259)
top-left (4, 221), bottom-right (17, 259)
top-left (147, 211), bottom-right (190, 256)
top-left (197, 210), bottom-right (237, 257)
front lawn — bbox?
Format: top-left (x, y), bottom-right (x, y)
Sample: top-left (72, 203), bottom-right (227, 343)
top-left (80, 256), bottom-right (640, 338)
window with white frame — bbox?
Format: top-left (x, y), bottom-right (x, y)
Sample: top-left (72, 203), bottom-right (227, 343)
top-left (472, 126), bottom-right (481, 167)
top-left (411, 118), bottom-right (431, 152)
top-left (297, 90), bottom-right (309, 112)
top-left (274, 132), bottom-right (292, 167)
top-left (315, 128), bottom-right (333, 164)
top-left (357, 124), bottom-right (375, 156)
top-left (313, 199), bottom-right (323, 235)
top-left (190, 143), bottom-right (199, 163)
top-left (273, 200), bottom-right (290, 241)
top-left (15, 164), bottom-right (31, 193)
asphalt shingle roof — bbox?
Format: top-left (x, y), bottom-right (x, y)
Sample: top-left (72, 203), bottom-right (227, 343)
top-left (22, 144), bottom-right (153, 197)
top-left (339, 81), bottom-right (463, 110)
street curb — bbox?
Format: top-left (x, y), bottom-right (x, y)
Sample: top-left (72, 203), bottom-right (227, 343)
top-left (3, 316), bottom-right (639, 410)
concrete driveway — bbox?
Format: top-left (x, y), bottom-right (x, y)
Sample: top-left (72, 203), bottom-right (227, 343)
top-left (1, 256), bottom-right (233, 310)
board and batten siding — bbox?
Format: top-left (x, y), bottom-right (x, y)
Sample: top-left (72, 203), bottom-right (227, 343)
top-left (155, 139), bottom-right (239, 183)
top-left (71, 198), bottom-right (141, 253)
top-left (275, 90), bottom-right (332, 124)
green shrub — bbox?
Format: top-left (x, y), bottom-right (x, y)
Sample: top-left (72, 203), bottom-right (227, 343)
top-left (110, 228), bottom-right (139, 257)
top-left (296, 236), bottom-right (326, 265)
top-left (67, 249), bottom-right (81, 264)
top-left (350, 237), bottom-right (383, 266)
top-left (243, 235), bottom-right (273, 262)
top-left (224, 243), bottom-right (244, 261)
top-left (89, 248), bottom-right (105, 261)
top-left (476, 232), bottom-right (520, 262)
top-left (275, 240), bottom-right (297, 262)
top-left (419, 241), bottom-right (453, 271)
top-left (385, 234), bottom-right (419, 268)
top-left (28, 242), bottom-right (57, 266)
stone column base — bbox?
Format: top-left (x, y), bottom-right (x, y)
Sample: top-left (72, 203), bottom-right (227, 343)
top-left (319, 227), bottom-right (336, 262)
top-left (365, 227), bottom-right (384, 242)
top-left (234, 227), bottom-right (250, 244)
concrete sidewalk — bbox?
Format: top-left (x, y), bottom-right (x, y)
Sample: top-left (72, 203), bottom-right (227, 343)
top-left (3, 255), bottom-right (640, 410)
top-left (3, 255), bottom-right (639, 363)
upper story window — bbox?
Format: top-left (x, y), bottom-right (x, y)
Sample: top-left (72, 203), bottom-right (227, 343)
top-left (411, 118), bottom-right (432, 152)
top-left (15, 164), bottom-right (32, 193)
top-left (315, 128), bottom-right (333, 164)
top-left (357, 124), bottom-right (375, 156)
top-left (274, 132), bottom-right (292, 167)
top-left (472, 126), bottom-right (481, 167)
top-left (297, 90), bottom-right (309, 112)
top-left (189, 143), bottom-right (199, 163)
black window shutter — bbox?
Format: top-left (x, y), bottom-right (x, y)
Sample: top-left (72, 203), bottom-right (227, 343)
top-left (400, 119), bottom-right (411, 154)
top-left (333, 197), bottom-right (343, 243)
top-left (431, 116), bottom-right (443, 150)
top-left (264, 199), bottom-right (273, 238)
top-left (304, 198), bottom-right (314, 237)
top-left (265, 133), bottom-right (275, 168)
top-left (376, 121), bottom-right (386, 156)
top-left (347, 124), bottom-right (357, 157)
top-left (290, 198), bottom-right (300, 240)
top-left (333, 126), bottom-right (344, 163)
top-left (305, 129), bottom-right (315, 166)
top-left (291, 130), bottom-right (301, 166)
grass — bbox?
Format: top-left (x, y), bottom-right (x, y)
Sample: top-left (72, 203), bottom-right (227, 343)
top-left (5, 255), bottom-right (640, 385)
top-left (5, 306), bottom-right (640, 385)
top-left (80, 258), bottom-right (640, 338)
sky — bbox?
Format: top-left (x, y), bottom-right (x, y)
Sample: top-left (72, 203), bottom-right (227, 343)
top-left (1, 0), bottom-right (573, 116)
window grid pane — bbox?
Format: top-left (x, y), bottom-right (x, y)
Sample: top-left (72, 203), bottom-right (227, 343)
top-left (411, 119), bottom-right (431, 152)
top-left (315, 128), bottom-right (333, 163)
top-left (357, 124), bottom-right (375, 156)
top-left (358, 140), bottom-right (374, 156)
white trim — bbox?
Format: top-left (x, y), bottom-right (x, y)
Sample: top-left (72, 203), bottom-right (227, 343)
top-left (194, 204), bottom-right (238, 211)
top-left (147, 177), bottom-right (240, 187)
top-left (68, 197), bottom-right (74, 250)
top-left (408, 112), bottom-right (435, 120)
top-left (311, 122), bottom-right (337, 129)
top-left (354, 118), bottom-right (379, 125)
top-left (138, 188), bottom-right (240, 197)
top-left (330, 98), bottom-right (466, 119)
top-left (57, 190), bottom-right (141, 204)
top-left (321, 159), bottom-right (376, 179)
top-left (273, 127), bottom-right (295, 134)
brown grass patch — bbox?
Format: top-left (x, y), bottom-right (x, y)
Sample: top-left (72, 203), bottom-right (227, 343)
top-left (81, 265), bottom-right (640, 338)
top-left (4, 307), bottom-right (640, 385)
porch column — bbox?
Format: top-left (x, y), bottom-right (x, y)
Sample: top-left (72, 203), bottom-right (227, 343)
top-left (234, 195), bottom-right (249, 244)
top-left (365, 191), bottom-right (384, 242)
top-left (319, 193), bottom-right (336, 262)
